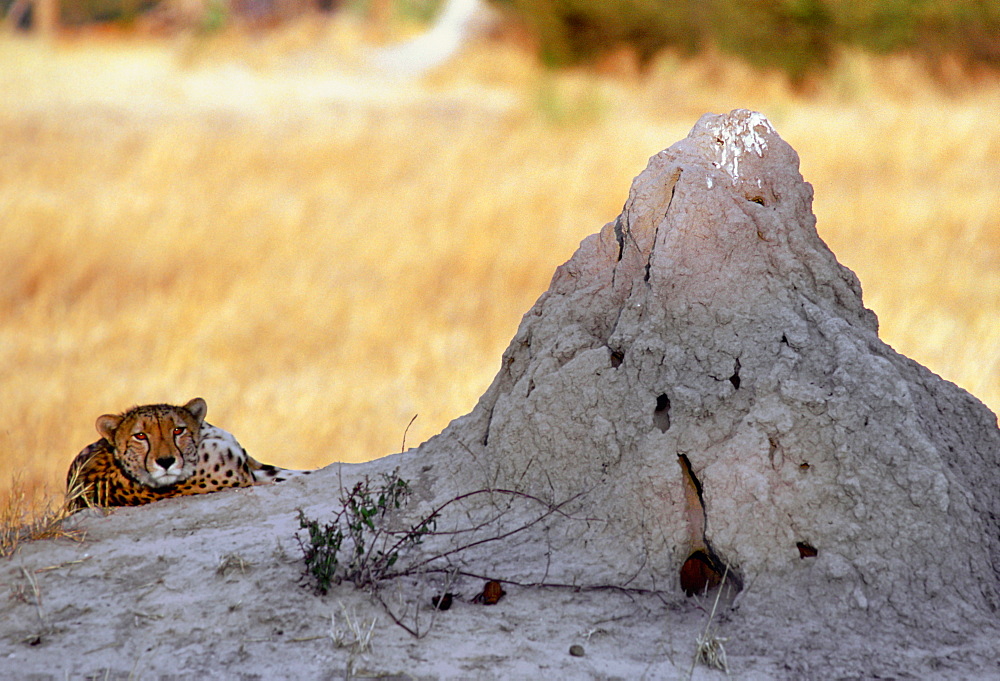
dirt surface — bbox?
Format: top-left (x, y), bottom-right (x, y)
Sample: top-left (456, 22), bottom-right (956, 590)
top-left (2, 460), bottom-right (998, 679)
top-left (1, 463), bottom-right (724, 680)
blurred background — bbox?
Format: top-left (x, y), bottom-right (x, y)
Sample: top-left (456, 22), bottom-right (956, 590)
top-left (1, 0), bottom-right (998, 515)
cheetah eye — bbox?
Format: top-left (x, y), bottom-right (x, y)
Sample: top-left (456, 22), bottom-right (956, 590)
top-left (133, 432), bottom-right (147, 441)
top-left (173, 426), bottom-right (186, 436)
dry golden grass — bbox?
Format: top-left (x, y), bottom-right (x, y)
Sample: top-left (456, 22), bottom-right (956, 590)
top-left (0, 469), bottom-right (88, 557)
top-left (1, 19), bottom-right (998, 521)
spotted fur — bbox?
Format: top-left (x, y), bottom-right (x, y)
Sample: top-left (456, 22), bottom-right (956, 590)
top-left (67, 398), bottom-right (311, 509)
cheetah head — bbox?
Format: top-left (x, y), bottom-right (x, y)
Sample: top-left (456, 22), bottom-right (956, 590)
top-left (96, 397), bottom-right (207, 488)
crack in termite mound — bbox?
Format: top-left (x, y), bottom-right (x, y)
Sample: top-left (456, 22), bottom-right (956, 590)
top-left (677, 453), bottom-right (742, 597)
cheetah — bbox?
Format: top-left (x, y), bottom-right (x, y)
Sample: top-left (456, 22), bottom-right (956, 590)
top-left (66, 397), bottom-right (311, 509)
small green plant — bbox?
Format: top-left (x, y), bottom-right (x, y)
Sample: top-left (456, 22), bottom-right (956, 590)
top-left (297, 511), bottom-right (344, 594)
top-left (296, 469), bottom-right (434, 594)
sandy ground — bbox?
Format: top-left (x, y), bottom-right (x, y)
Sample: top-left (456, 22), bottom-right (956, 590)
top-left (3, 454), bottom-right (999, 680)
top-left (1, 460), bottom-right (743, 680)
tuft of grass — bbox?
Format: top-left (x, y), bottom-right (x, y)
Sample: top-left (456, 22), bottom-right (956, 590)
top-left (216, 552), bottom-right (252, 577)
top-left (328, 600), bottom-right (378, 678)
top-left (0, 472), bottom-right (89, 558)
top-left (329, 601), bottom-right (377, 653)
top-left (689, 566), bottom-right (731, 676)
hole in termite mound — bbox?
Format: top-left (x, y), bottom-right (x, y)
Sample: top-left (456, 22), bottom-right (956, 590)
top-left (653, 393), bottom-right (671, 432)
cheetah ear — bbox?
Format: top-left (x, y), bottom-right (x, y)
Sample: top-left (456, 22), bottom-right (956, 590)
top-left (96, 414), bottom-right (123, 442)
top-left (183, 397), bottom-right (207, 423)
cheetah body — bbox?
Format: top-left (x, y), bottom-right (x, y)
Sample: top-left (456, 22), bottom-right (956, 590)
top-left (67, 398), bottom-right (310, 508)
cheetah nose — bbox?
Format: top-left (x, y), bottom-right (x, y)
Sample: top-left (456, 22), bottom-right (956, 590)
top-left (156, 456), bottom-right (176, 470)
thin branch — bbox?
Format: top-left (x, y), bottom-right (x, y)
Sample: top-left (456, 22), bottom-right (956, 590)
top-left (390, 490), bottom-right (589, 574)
top-left (372, 486), bottom-right (598, 570)
top-left (401, 414), bottom-right (418, 453)
top-left (406, 566), bottom-right (675, 599)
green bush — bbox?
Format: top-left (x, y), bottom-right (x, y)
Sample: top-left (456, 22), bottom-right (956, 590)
top-left (831, 0), bottom-right (1000, 66)
top-left (492, 0), bottom-right (838, 76)
top-left (495, 0), bottom-right (699, 66)
top-left (708, 0), bottom-right (834, 80)
top-left (493, 0), bottom-right (1000, 78)
top-left (59, 0), bottom-right (158, 25)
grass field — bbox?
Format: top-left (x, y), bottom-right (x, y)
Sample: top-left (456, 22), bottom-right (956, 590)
top-left (1, 18), bottom-right (998, 514)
